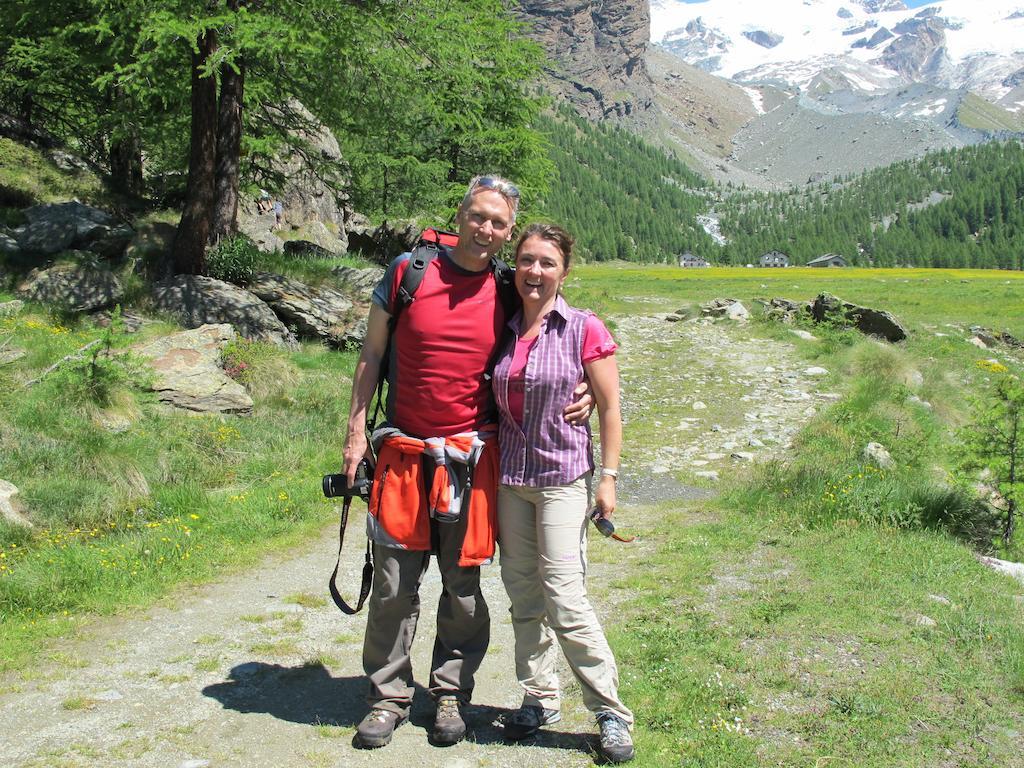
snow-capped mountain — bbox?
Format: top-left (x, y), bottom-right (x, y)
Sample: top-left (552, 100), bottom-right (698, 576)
top-left (651, 0), bottom-right (1024, 110)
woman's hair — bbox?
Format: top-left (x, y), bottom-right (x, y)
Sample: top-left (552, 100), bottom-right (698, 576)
top-left (515, 223), bottom-right (575, 270)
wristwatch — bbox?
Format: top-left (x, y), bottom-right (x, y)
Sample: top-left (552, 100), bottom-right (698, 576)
top-left (600, 468), bottom-right (619, 480)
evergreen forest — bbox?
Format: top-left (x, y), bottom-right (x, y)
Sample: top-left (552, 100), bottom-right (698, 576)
top-left (711, 141), bottom-right (1024, 269)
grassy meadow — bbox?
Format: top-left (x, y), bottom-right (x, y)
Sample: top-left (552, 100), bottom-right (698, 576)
top-left (2, 262), bottom-right (1024, 766)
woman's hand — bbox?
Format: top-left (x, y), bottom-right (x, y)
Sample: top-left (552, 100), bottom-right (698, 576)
top-left (594, 474), bottom-right (617, 519)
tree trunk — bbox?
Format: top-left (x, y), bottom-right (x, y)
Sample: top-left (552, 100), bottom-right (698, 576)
top-left (211, 4), bottom-right (244, 243)
top-left (171, 29), bottom-right (219, 275)
top-left (110, 129), bottom-right (144, 197)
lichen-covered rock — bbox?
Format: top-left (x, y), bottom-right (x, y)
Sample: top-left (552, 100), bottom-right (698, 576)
top-left (17, 262), bottom-right (123, 311)
top-left (248, 272), bottom-right (357, 347)
top-left (134, 324), bottom-right (253, 414)
top-left (810, 292), bottom-right (907, 342)
top-left (152, 275), bottom-right (296, 349)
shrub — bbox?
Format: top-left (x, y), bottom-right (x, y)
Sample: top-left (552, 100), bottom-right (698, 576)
top-left (956, 364), bottom-right (1024, 546)
top-left (207, 236), bottom-right (261, 285)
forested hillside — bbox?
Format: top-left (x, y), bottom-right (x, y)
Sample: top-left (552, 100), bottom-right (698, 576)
top-left (539, 108), bottom-right (713, 262)
top-left (714, 141), bottom-right (1024, 269)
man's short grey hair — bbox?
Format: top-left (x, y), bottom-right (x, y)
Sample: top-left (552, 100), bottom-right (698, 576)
top-left (460, 175), bottom-right (521, 223)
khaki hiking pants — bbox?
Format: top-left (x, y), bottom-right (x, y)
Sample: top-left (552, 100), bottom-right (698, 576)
top-left (497, 476), bottom-right (633, 725)
top-left (362, 520), bottom-right (490, 716)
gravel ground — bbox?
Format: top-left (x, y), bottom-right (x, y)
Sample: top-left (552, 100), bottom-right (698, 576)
top-left (0, 312), bottom-right (814, 768)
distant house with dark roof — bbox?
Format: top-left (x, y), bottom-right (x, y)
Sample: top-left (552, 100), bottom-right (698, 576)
top-left (678, 251), bottom-right (710, 268)
top-left (807, 253), bottom-right (847, 268)
top-left (759, 250), bottom-right (789, 267)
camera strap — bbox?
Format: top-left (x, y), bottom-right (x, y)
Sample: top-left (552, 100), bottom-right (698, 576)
top-left (328, 496), bottom-right (373, 614)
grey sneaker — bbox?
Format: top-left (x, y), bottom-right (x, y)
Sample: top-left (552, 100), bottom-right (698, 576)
top-left (431, 695), bottom-right (466, 746)
top-left (354, 708), bottom-right (405, 749)
top-left (597, 712), bottom-right (635, 763)
top-left (502, 704), bottom-right (561, 741)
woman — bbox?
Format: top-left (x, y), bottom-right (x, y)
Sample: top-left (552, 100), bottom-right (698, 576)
top-left (493, 223), bottom-right (634, 764)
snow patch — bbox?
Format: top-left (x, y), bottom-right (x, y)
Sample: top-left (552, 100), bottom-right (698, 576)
top-left (741, 86), bottom-right (767, 114)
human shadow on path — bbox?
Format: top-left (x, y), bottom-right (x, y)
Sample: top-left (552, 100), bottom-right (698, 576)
top-left (203, 661), bottom-right (391, 727)
top-left (204, 667), bottom-right (597, 756)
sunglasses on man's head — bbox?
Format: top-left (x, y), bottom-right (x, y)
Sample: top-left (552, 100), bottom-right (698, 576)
top-left (473, 176), bottom-right (520, 200)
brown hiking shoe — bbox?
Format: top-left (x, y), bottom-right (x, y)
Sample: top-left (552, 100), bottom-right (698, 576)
top-left (354, 708), bottom-right (405, 749)
top-left (430, 695), bottom-right (466, 746)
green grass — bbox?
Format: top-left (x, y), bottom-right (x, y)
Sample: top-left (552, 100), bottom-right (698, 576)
top-left (605, 504), bottom-right (1024, 767)
top-left (0, 303), bottom-right (358, 669)
top-left (0, 137), bottom-right (108, 210)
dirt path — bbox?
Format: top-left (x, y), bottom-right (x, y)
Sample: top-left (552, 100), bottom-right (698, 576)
top-left (1, 312), bottom-right (820, 768)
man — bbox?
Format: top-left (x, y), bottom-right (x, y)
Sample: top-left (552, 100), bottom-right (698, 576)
top-left (342, 175), bottom-right (589, 749)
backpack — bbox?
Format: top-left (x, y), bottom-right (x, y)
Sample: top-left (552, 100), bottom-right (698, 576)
top-left (367, 228), bottom-right (518, 432)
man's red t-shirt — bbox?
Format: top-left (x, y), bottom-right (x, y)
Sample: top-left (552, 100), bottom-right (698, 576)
top-left (372, 251), bottom-right (507, 437)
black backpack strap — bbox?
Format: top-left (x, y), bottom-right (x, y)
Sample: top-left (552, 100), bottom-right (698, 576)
top-left (328, 496), bottom-right (374, 614)
top-left (490, 256), bottom-right (518, 320)
top-left (368, 242), bottom-right (442, 433)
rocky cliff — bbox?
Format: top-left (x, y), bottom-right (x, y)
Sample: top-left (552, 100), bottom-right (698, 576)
top-left (517, 0), bottom-right (654, 123)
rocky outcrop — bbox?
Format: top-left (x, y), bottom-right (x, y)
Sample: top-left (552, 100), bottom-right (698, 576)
top-left (248, 272), bottom-right (356, 348)
top-left (518, 0), bottom-right (654, 123)
top-left (810, 292), bottom-right (908, 342)
top-left (134, 324), bottom-right (253, 415)
top-left (152, 275), bottom-right (296, 349)
top-left (238, 101), bottom-right (350, 254)
top-left (332, 265), bottom-right (386, 301)
top-left (881, 15), bottom-right (951, 82)
top-left (11, 201), bottom-right (124, 256)
top-left (17, 262), bottom-right (123, 311)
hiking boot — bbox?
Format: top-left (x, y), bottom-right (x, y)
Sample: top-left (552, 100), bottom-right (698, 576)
top-left (430, 695), bottom-right (466, 746)
top-left (597, 712), bottom-right (635, 763)
top-left (502, 704), bottom-right (561, 741)
top-left (354, 708), bottom-right (405, 749)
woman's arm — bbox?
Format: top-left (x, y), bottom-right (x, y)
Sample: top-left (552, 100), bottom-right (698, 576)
top-left (583, 353), bottom-right (621, 518)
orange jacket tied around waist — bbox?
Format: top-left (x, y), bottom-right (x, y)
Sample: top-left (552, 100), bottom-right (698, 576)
top-left (367, 426), bottom-right (499, 567)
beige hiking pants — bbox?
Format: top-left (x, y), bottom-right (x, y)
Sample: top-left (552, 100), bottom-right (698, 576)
top-left (497, 476), bottom-right (633, 725)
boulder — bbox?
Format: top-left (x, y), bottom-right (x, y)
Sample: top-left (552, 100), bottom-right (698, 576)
top-left (125, 220), bottom-right (177, 279)
top-left (701, 297), bottom-right (749, 320)
top-left (331, 265), bottom-right (385, 301)
top-left (0, 231), bottom-right (20, 257)
top-left (87, 224), bottom-right (135, 260)
top-left (810, 292), bottom-right (907, 342)
top-left (134, 324), bottom-right (253, 415)
top-left (977, 556), bottom-right (1024, 584)
top-left (14, 219), bottom-right (76, 254)
top-left (862, 441), bottom-right (894, 469)
top-left (339, 316), bottom-right (368, 349)
top-left (764, 297), bottom-right (808, 323)
top-left (248, 272), bottom-right (357, 347)
top-left (0, 479), bottom-right (33, 528)
top-left (346, 219), bottom-right (421, 264)
top-left (151, 275), bottom-right (296, 349)
top-left (17, 262), bottom-right (123, 311)
top-left (283, 239), bottom-right (337, 260)
top-left (0, 299), bottom-right (24, 317)
top-left (17, 201), bottom-right (115, 255)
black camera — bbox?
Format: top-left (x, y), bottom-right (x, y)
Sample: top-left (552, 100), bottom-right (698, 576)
top-left (323, 459), bottom-right (373, 501)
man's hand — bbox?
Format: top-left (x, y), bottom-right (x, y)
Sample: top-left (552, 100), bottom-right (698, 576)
top-left (342, 430), bottom-right (374, 486)
top-left (563, 378), bottom-right (595, 425)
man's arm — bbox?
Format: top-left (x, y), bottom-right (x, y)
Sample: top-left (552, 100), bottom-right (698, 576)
top-left (563, 378), bottom-right (594, 425)
top-left (343, 303), bottom-right (391, 484)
